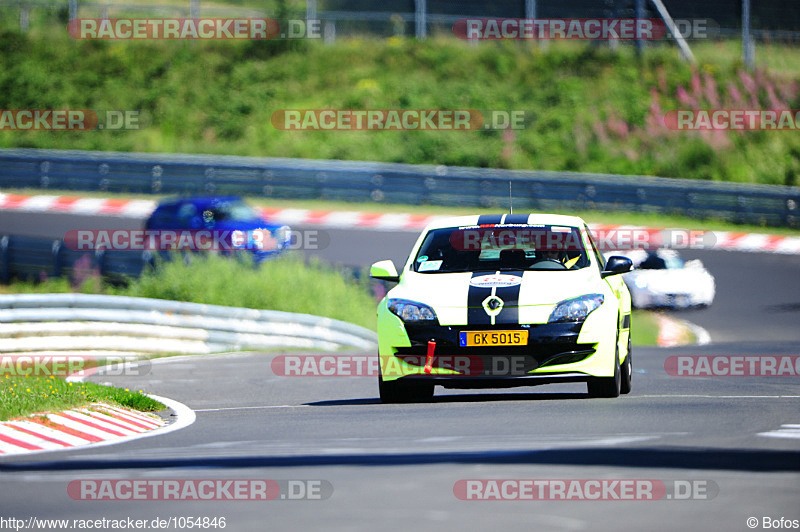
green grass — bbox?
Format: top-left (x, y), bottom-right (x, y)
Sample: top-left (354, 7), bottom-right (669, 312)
top-left (0, 252), bottom-right (379, 329)
top-left (125, 252), bottom-right (379, 329)
top-left (0, 374), bottom-right (164, 421)
top-left (1, 26), bottom-right (799, 186)
top-left (630, 310), bottom-right (697, 347)
top-left (631, 310), bottom-right (662, 347)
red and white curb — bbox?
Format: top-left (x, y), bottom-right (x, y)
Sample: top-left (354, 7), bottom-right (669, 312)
top-left (655, 315), bottom-right (711, 347)
top-left (0, 395), bottom-right (195, 457)
top-left (0, 193), bottom-right (156, 218)
top-left (2, 192), bottom-right (800, 254)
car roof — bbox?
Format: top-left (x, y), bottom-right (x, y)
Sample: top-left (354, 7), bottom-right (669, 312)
top-left (422, 213), bottom-right (588, 231)
top-left (154, 196), bottom-right (244, 209)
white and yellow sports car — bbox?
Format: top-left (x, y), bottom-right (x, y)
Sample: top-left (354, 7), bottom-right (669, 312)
top-left (370, 214), bottom-right (633, 403)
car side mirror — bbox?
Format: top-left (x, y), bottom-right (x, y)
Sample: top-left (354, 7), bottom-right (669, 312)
top-left (601, 256), bottom-right (633, 278)
top-left (370, 260), bottom-right (400, 282)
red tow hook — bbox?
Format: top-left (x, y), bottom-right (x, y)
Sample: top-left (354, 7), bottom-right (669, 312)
top-left (424, 340), bottom-right (436, 374)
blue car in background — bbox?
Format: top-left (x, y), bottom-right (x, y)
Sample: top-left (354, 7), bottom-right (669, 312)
top-left (144, 196), bottom-right (291, 262)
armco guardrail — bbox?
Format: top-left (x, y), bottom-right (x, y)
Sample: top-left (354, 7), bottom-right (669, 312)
top-left (0, 234), bottom-right (154, 283)
top-left (1, 148), bottom-right (798, 228)
top-left (0, 293), bottom-right (377, 357)
top-left (0, 233), bottom-right (366, 286)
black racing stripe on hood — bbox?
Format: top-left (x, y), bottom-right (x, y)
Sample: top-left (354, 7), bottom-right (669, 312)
top-left (503, 213), bottom-right (531, 225)
top-left (493, 270), bottom-right (523, 325)
top-left (477, 214), bottom-right (504, 225)
top-left (467, 272), bottom-right (492, 325)
top-left (466, 271), bottom-right (524, 326)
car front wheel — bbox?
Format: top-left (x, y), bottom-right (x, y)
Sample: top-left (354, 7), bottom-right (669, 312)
top-left (620, 336), bottom-right (632, 394)
top-left (587, 335), bottom-right (621, 398)
top-left (379, 372), bottom-right (434, 404)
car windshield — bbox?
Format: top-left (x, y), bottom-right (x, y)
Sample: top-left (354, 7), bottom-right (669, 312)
top-left (413, 225), bottom-right (590, 273)
top-left (201, 201), bottom-right (260, 224)
top-left (638, 251), bottom-right (685, 270)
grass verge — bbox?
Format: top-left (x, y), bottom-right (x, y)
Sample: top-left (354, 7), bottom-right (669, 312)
top-left (0, 251), bottom-right (379, 329)
top-left (630, 309), bottom-right (697, 347)
top-left (125, 252), bottom-right (379, 330)
top-left (1, 31), bottom-right (799, 186)
top-left (630, 310), bottom-right (662, 347)
top-left (0, 374), bottom-right (164, 421)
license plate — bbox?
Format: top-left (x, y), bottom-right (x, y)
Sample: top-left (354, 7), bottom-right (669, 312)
top-left (459, 330), bottom-right (528, 347)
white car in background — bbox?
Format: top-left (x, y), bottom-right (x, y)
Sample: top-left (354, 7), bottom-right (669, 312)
top-left (610, 249), bottom-right (715, 309)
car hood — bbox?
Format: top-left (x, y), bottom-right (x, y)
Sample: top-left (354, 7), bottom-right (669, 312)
top-left (208, 219), bottom-right (282, 231)
top-left (388, 269), bottom-right (606, 325)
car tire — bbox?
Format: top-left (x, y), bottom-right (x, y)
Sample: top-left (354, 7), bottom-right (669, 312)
top-left (379, 372), bottom-right (434, 404)
top-left (620, 335), bottom-right (632, 395)
top-left (587, 333), bottom-right (621, 398)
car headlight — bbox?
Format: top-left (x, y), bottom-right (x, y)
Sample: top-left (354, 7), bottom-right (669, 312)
top-left (275, 225), bottom-right (291, 249)
top-left (548, 294), bottom-right (604, 323)
top-left (634, 277), bottom-right (649, 289)
top-left (388, 299), bottom-right (437, 322)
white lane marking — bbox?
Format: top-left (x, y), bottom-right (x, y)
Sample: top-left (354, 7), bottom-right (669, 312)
top-left (64, 433), bottom-right (690, 462)
top-left (196, 395), bottom-right (800, 413)
top-left (638, 395), bottom-right (800, 398)
top-left (195, 405), bottom-right (310, 412)
top-left (758, 424), bottom-right (800, 439)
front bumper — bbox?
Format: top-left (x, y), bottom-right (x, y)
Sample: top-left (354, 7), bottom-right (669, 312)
top-left (380, 319), bottom-right (600, 385)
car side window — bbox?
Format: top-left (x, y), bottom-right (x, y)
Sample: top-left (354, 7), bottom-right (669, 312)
top-left (146, 205), bottom-right (178, 229)
top-left (177, 203), bottom-right (199, 228)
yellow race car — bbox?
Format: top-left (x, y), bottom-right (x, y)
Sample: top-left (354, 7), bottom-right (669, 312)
top-left (370, 214), bottom-right (633, 403)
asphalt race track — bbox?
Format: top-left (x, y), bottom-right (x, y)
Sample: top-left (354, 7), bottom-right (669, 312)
top-left (1, 210), bottom-right (799, 532)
